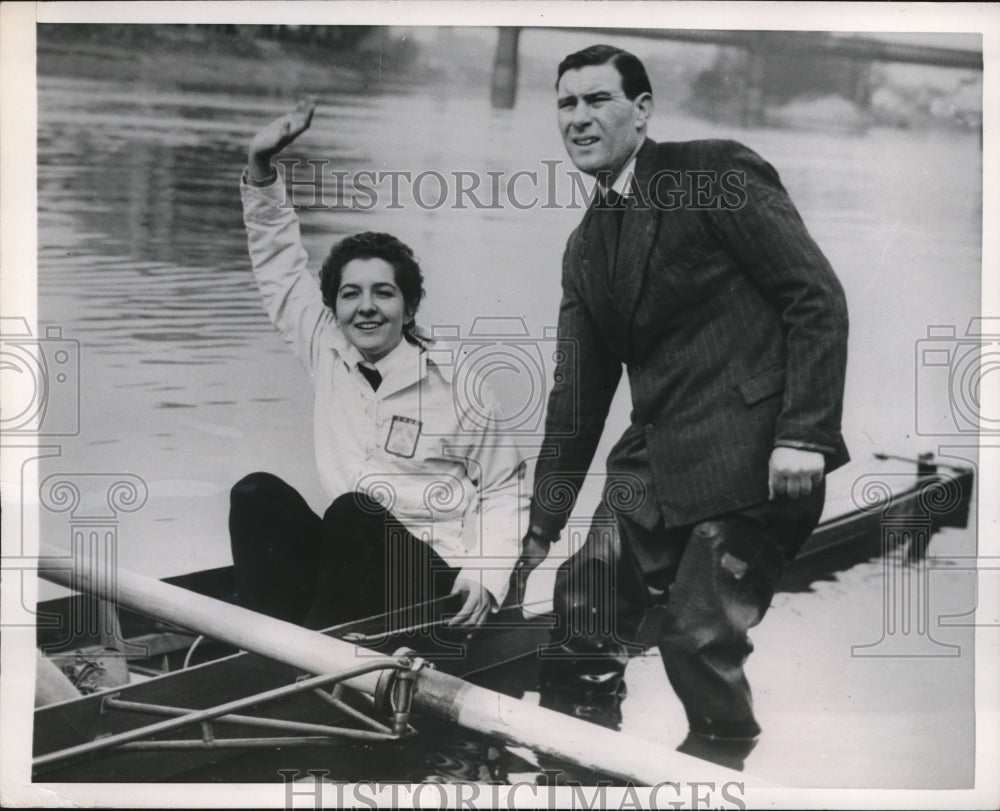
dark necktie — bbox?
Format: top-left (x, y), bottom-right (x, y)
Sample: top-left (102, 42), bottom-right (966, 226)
top-left (358, 364), bottom-right (382, 391)
top-left (605, 188), bottom-right (627, 235)
top-left (599, 189), bottom-right (628, 284)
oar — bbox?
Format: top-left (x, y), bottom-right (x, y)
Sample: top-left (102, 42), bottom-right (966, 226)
top-left (36, 547), bottom-right (760, 786)
top-left (873, 451), bottom-right (971, 473)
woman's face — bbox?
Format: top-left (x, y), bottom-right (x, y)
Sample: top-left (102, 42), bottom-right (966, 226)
top-left (334, 258), bottom-right (410, 362)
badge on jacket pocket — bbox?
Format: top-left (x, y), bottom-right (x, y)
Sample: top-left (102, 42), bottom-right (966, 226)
top-left (385, 415), bottom-right (422, 458)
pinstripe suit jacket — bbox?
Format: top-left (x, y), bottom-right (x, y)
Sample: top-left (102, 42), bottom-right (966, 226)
top-left (530, 138), bottom-right (849, 537)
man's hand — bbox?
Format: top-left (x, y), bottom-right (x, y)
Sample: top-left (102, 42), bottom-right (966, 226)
top-left (518, 531), bottom-right (551, 576)
top-left (506, 531), bottom-right (551, 607)
top-left (448, 579), bottom-right (494, 628)
top-left (247, 98), bottom-right (316, 181)
top-left (769, 446), bottom-right (825, 499)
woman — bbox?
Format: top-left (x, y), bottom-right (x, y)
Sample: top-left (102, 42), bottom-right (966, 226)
top-left (232, 100), bottom-right (527, 630)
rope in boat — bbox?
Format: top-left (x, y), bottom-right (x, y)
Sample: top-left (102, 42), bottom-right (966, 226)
top-left (182, 635), bottom-right (206, 669)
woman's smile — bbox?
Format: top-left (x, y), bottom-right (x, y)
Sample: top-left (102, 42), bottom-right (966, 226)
top-left (335, 257), bottom-right (410, 362)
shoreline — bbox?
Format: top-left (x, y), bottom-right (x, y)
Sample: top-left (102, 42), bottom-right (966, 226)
top-left (36, 26), bottom-right (415, 97)
top-left (36, 26), bottom-right (981, 136)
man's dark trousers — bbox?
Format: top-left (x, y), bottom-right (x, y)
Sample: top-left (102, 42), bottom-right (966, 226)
top-left (540, 484), bottom-right (825, 739)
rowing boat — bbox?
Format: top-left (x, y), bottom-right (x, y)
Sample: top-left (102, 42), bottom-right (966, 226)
top-left (31, 453), bottom-right (973, 784)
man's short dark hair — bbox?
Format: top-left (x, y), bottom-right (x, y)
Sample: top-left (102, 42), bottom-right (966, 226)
top-left (320, 232), bottom-right (425, 334)
top-left (556, 44), bottom-right (653, 100)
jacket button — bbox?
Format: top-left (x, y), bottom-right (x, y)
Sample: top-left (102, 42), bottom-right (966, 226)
top-left (645, 424), bottom-right (653, 433)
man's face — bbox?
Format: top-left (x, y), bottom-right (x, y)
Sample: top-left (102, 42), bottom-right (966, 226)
top-left (557, 63), bottom-right (651, 179)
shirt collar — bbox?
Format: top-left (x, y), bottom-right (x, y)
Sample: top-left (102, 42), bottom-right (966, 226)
top-left (373, 336), bottom-right (420, 381)
top-left (336, 334), bottom-right (421, 380)
top-left (598, 152), bottom-right (639, 199)
top-left (338, 336), bottom-right (364, 370)
top-left (334, 331), bottom-right (455, 393)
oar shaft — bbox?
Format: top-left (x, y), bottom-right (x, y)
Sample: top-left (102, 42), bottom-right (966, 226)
top-left (37, 549), bottom-right (385, 694)
top-left (36, 549), bottom-right (747, 785)
top-left (873, 452), bottom-right (968, 473)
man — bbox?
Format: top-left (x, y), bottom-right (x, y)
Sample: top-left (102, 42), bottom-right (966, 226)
top-left (521, 45), bottom-right (849, 769)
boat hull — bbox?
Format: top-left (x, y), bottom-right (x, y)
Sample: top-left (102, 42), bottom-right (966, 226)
top-left (32, 458), bottom-right (974, 782)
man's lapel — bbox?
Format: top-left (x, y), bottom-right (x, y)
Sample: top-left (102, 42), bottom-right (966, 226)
top-left (614, 139), bottom-right (660, 346)
top-left (576, 205), bottom-right (626, 356)
top-left (572, 140), bottom-right (662, 360)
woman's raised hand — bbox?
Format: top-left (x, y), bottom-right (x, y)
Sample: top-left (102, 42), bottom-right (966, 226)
top-left (247, 98), bottom-right (316, 182)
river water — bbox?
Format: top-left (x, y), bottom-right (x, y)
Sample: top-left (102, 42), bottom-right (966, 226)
top-left (32, 73), bottom-right (982, 788)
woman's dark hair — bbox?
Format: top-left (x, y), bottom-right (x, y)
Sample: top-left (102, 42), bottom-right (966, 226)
top-left (556, 44), bottom-right (653, 101)
top-left (320, 231), bottom-right (426, 340)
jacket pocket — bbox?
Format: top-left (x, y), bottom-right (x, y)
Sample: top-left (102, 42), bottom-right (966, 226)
top-left (736, 363), bottom-right (786, 405)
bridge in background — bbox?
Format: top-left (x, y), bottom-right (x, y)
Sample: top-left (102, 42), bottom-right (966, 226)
top-left (490, 28), bottom-right (983, 124)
